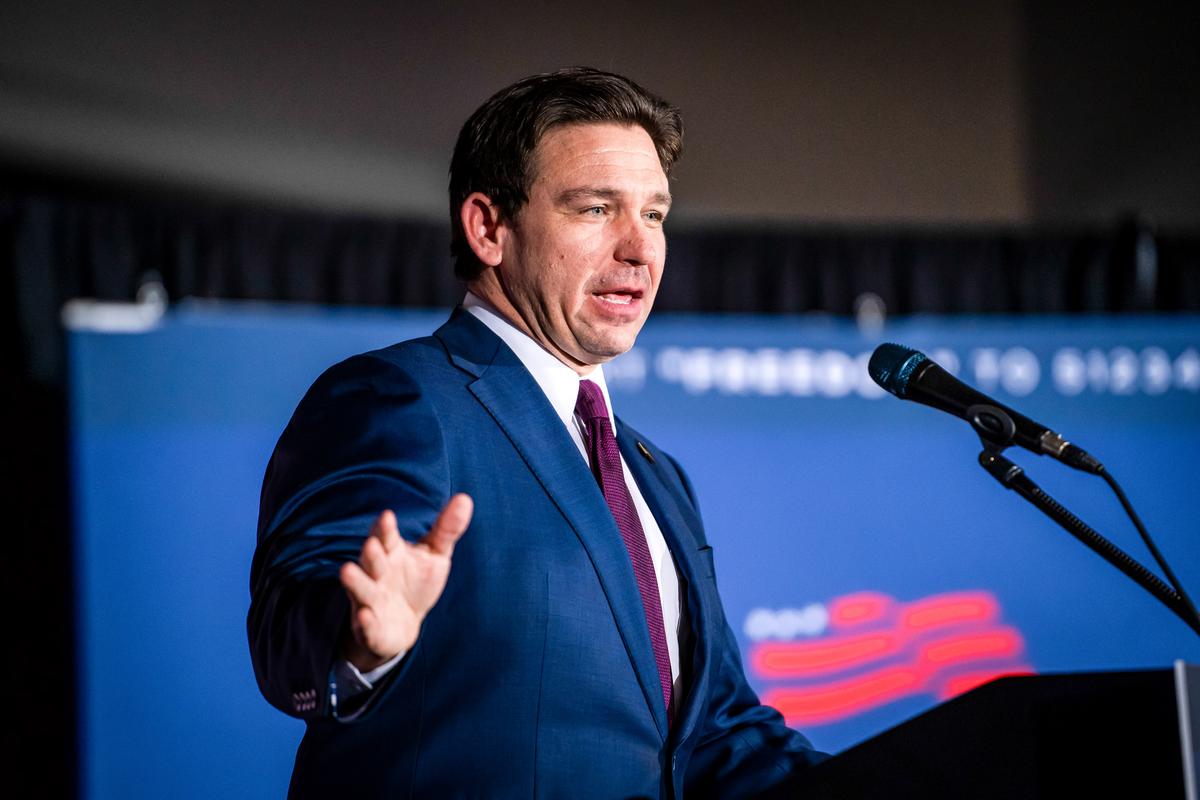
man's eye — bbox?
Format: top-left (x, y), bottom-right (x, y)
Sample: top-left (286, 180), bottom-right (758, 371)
top-left (583, 206), bottom-right (606, 216)
top-left (645, 211), bottom-right (666, 223)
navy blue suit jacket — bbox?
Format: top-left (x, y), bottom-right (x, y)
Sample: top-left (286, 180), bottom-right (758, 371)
top-left (249, 309), bottom-right (822, 798)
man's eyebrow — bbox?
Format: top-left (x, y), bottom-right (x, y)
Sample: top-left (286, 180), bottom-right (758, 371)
top-left (556, 187), bottom-right (673, 207)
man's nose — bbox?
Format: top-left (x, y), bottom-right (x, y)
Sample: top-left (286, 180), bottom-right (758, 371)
top-left (613, 215), bottom-right (658, 267)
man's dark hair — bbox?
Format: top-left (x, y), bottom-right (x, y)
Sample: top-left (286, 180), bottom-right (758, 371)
top-left (448, 66), bottom-right (684, 281)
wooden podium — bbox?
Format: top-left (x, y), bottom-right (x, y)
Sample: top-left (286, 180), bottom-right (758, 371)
top-left (793, 663), bottom-right (1199, 799)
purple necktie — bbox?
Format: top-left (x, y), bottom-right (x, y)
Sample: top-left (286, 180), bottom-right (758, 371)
top-left (575, 380), bottom-right (672, 718)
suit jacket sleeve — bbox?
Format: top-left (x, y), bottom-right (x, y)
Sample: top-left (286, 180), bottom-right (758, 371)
top-left (247, 352), bottom-right (451, 721)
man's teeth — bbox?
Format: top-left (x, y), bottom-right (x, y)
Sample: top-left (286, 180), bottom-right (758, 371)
top-left (599, 293), bottom-right (632, 305)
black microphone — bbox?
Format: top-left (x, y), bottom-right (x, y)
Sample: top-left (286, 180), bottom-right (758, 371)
top-left (868, 343), bottom-right (1103, 474)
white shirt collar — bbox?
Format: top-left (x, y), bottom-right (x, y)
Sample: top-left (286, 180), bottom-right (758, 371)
top-left (463, 291), bottom-right (617, 431)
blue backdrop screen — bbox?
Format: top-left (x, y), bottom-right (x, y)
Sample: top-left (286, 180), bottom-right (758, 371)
top-left (69, 303), bottom-right (1200, 798)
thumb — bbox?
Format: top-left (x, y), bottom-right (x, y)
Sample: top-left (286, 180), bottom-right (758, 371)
top-left (422, 493), bottom-right (473, 557)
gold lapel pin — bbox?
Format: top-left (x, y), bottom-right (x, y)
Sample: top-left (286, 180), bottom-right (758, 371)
top-left (636, 441), bottom-right (655, 464)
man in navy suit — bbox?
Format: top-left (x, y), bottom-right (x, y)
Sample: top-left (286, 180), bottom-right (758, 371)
top-left (250, 67), bottom-right (824, 798)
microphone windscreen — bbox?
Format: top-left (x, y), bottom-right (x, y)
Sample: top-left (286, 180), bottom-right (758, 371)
top-left (868, 343), bottom-right (927, 397)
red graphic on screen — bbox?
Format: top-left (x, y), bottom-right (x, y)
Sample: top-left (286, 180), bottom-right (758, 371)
top-left (751, 591), bottom-right (1032, 726)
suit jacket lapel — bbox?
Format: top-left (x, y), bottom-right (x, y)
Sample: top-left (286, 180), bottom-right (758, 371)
top-left (617, 423), bottom-right (714, 745)
top-left (435, 311), bottom-right (670, 739)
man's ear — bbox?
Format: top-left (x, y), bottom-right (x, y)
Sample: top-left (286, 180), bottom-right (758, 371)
top-left (459, 192), bottom-right (506, 268)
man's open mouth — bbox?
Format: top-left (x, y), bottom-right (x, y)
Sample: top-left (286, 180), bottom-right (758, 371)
top-left (593, 289), bottom-right (645, 305)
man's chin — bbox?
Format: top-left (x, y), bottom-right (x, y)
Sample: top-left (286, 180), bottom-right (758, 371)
top-left (576, 331), bottom-right (642, 364)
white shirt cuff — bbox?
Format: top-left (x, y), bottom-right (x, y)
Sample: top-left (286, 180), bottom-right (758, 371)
top-left (339, 649), bottom-right (406, 691)
top-left (331, 650), bottom-right (407, 720)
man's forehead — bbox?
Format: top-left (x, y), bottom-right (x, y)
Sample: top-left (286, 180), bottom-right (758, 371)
top-left (528, 122), bottom-right (667, 189)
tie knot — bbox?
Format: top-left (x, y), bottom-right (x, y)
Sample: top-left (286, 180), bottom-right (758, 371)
top-left (575, 379), bottom-right (609, 423)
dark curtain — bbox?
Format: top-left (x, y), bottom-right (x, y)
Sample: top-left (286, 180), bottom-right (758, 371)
top-left (8, 186), bottom-right (1199, 384)
top-left (3, 180), bottom-right (1199, 797)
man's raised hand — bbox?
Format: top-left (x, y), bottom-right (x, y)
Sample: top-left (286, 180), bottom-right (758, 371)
top-left (339, 494), bottom-right (474, 672)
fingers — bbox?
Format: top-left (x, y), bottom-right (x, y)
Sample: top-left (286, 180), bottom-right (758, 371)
top-left (340, 561), bottom-right (389, 663)
top-left (340, 499), bottom-right (470, 666)
top-left (355, 605), bottom-right (378, 641)
top-left (422, 493), bottom-right (474, 557)
top-left (360, 534), bottom-right (390, 580)
top-left (370, 509), bottom-right (402, 554)
top-left (339, 561), bottom-right (377, 608)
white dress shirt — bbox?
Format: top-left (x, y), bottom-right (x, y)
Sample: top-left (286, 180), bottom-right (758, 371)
top-left (335, 294), bottom-right (684, 714)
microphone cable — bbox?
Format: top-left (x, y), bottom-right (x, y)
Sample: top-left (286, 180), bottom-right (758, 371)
top-left (1096, 465), bottom-right (1200, 630)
